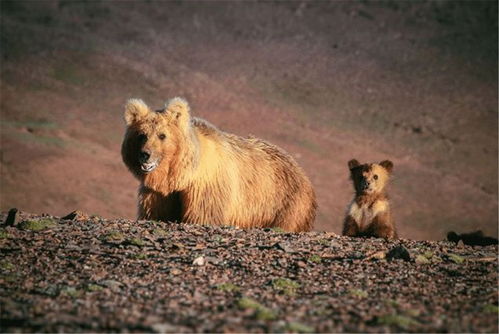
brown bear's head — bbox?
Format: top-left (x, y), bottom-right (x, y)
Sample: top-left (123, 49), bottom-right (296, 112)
top-left (121, 97), bottom-right (192, 179)
top-left (347, 159), bottom-right (393, 196)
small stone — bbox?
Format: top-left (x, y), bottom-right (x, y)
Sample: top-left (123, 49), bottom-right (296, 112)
top-left (170, 268), bottom-right (182, 275)
top-left (350, 251), bottom-right (364, 260)
top-left (99, 280), bottom-right (122, 292)
top-left (296, 261), bottom-right (307, 268)
top-left (367, 251), bottom-right (386, 260)
top-left (205, 256), bottom-right (220, 265)
top-left (151, 322), bottom-right (180, 333)
top-left (5, 208), bottom-right (18, 226)
top-left (62, 210), bottom-right (87, 221)
top-left (193, 256), bottom-right (205, 266)
top-left (276, 242), bottom-right (295, 253)
top-left (386, 245), bottom-right (411, 262)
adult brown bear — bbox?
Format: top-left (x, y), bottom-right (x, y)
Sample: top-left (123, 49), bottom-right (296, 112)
top-left (121, 97), bottom-right (316, 232)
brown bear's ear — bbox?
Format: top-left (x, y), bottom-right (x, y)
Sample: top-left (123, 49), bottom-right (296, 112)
top-left (164, 97), bottom-right (191, 131)
top-left (348, 159), bottom-right (360, 170)
top-left (379, 160), bottom-right (394, 173)
top-left (124, 99), bottom-right (150, 126)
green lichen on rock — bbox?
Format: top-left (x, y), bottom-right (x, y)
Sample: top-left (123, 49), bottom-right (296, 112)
top-left (317, 238), bottom-right (330, 246)
top-left (376, 314), bottom-right (420, 330)
top-left (61, 286), bottom-right (82, 298)
top-left (415, 250), bottom-right (434, 264)
top-left (482, 304), bottom-right (499, 313)
top-left (216, 282), bottom-right (240, 293)
top-left (1, 273), bottom-right (20, 283)
top-left (415, 255), bottom-right (431, 265)
top-left (349, 289), bottom-right (368, 298)
top-left (0, 261), bottom-right (15, 271)
top-left (100, 231), bottom-right (125, 243)
top-left (128, 237), bottom-right (145, 247)
top-left (238, 297), bottom-right (277, 320)
top-left (211, 234), bottom-right (224, 243)
top-left (270, 227), bottom-right (285, 233)
top-left (447, 253), bottom-right (465, 264)
top-left (271, 278), bottom-right (300, 296)
top-left (308, 254), bottom-right (322, 263)
top-left (384, 299), bottom-right (399, 307)
top-left (86, 284), bottom-right (104, 292)
top-left (19, 219), bottom-right (56, 231)
top-left (132, 253), bottom-right (148, 260)
top-left (0, 229), bottom-right (9, 239)
top-left (283, 321), bottom-right (315, 333)
top-left (152, 228), bottom-right (168, 238)
top-left (423, 251), bottom-right (434, 259)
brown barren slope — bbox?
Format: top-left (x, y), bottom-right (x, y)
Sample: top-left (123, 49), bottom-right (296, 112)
top-left (0, 1), bottom-right (497, 240)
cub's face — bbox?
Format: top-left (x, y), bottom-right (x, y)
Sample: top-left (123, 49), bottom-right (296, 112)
top-left (348, 159), bottom-right (393, 195)
top-left (121, 98), bottom-right (191, 178)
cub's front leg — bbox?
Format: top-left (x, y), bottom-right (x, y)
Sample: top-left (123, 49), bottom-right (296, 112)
top-left (342, 214), bottom-right (360, 237)
top-left (364, 211), bottom-right (397, 239)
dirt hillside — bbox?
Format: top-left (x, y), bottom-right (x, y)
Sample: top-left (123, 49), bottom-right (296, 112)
top-left (0, 1), bottom-right (497, 240)
top-left (1, 212), bottom-right (497, 332)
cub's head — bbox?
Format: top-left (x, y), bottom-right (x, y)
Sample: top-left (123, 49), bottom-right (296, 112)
top-left (121, 97), bottom-right (191, 178)
top-left (347, 159), bottom-right (393, 196)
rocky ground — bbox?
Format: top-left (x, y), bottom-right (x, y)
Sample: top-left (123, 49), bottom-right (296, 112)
top-left (0, 211), bottom-right (497, 333)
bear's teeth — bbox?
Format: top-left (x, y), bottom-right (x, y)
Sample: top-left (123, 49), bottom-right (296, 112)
top-left (141, 162), bottom-right (157, 172)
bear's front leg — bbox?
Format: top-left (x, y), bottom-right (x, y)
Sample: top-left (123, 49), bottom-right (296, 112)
top-left (342, 215), bottom-right (360, 237)
top-left (137, 186), bottom-right (182, 222)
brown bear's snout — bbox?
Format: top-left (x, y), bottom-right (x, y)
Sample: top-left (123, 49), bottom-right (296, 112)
top-left (139, 151), bottom-right (151, 163)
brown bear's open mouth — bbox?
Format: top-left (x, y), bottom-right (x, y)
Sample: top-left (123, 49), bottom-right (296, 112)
top-left (140, 161), bottom-right (158, 173)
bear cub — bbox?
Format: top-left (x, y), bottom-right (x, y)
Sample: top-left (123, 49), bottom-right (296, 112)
top-left (343, 159), bottom-right (397, 239)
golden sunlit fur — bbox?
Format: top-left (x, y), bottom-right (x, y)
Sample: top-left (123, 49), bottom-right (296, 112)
top-left (342, 159), bottom-right (397, 239)
top-left (121, 97), bottom-right (316, 232)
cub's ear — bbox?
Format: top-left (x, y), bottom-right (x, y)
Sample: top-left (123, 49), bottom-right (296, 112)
top-left (348, 159), bottom-right (360, 170)
top-left (164, 97), bottom-right (191, 131)
top-left (124, 99), bottom-right (150, 126)
top-left (379, 160), bottom-right (394, 173)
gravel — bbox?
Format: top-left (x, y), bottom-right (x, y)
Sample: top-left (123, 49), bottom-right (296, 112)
top-left (0, 211), bottom-right (497, 332)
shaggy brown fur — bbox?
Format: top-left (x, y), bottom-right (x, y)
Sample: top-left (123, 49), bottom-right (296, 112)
top-left (342, 159), bottom-right (397, 239)
top-left (121, 97), bottom-right (316, 232)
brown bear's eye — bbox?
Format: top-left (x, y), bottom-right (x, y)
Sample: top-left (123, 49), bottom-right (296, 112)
top-left (158, 133), bottom-right (166, 140)
top-left (373, 174), bottom-right (378, 180)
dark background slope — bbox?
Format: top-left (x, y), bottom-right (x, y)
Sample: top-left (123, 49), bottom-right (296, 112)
top-left (1, 1), bottom-right (497, 240)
